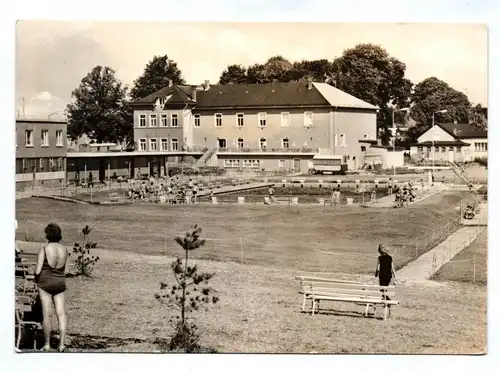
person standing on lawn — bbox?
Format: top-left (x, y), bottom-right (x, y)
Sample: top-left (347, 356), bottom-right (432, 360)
top-left (375, 244), bottom-right (396, 300)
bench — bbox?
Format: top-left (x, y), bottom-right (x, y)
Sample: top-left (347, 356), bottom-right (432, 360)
top-left (15, 295), bottom-right (42, 350)
top-left (295, 276), bottom-right (399, 320)
top-left (109, 192), bottom-right (119, 202)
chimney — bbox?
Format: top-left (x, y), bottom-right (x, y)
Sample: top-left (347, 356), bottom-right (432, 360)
top-left (307, 77), bottom-right (313, 90)
top-left (168, 79), bottom-right (173, 87)
top-left (204, 80), bottom-right (210, 91)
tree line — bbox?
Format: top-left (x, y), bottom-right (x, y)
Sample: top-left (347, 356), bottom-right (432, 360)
top-left (66, 44), bottom-right (487, 148)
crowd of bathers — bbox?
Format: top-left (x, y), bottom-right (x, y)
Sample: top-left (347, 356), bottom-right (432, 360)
top-left (387, 178), bottom-right (422, 208)
top-left (126, 175), bottom-right (208, 204)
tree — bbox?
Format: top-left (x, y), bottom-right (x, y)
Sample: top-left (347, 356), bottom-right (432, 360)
top-left (66, 66), bottom-right (131, 144)
top-left (331, 44), bottom-right (413, 144)
top-left (130, 55), bottom-right (185, 100)
top-left (469, 103), bottom-right (487, 131)
top-left (411, 77), bottom-right (471, 129)
top-left (290, 59), bottom-right (334, 83)
top-left (155, 225), bottom-right (219, 352)
top-left (246, 56), bottom-right (294, 84)
top-left (219, 64), bottom-right (248, 84)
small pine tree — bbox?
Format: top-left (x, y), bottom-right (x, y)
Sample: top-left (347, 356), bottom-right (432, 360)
top-left (155, 225), bottom-right (219, 352)
top-left (69, 225), bottom-right (99, 277)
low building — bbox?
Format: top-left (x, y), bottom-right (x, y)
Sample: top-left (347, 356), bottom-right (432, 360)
top-left (409, 123), bottom-right (487, 163)
top-left (15, 118), bottom-right (67, 190)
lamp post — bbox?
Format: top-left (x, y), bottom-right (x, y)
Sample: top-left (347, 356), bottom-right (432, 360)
top-left (431, 109), bottom-right (448, 171)
top-left (391, 107), bottom-right (410, 176)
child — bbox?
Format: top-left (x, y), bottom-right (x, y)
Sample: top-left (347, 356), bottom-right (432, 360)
top-left (375, 244), bottom-right (396, 300)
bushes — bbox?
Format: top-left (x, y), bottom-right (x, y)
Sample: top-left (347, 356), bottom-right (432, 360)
top-left (69, 225), bottom-right (100, 277)
top-left (474, 157), bottom-right (487, 168)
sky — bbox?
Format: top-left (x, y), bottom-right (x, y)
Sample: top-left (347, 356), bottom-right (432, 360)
top-left (16, 21), bottom-right (488, 119)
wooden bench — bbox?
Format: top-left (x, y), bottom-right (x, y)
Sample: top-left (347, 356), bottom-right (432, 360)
top-left (295, 276), bottom-right (399, 320)
top-left (15, 295), bottom-right (42, 350)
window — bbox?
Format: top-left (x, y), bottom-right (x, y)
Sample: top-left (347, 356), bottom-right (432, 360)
top-left (57, 157), bottom-right (63, 171)
top-left (258, 112), bottom-right (267, 127)
top-left (456, 147), bottom-right (461, 153)
top-left (304, 111), bottom-right (313, 127)
top-left (361, 146), bottom-right (366, 152)
top-left (139, 138), bottom-right (147, 151)
top-left (150, 114), bottom-right (157, 127)
top-left (441, 147), bottom-right (446, 152)
top-left (278, 159), bottom-right (285, 168)
top-left (39, 158), bottom-right (44, 170)
top-left (237, 138), bottom-right (244, 148)
top-left (25, 130), bottom-right (33, 147)
top-left (363, 134), bottom-right (368, 139)
top-left (282, 137), bottom-right (290, 149)
top-left (150, 138), bottom-right (157, 151)
top-left (158, 97), bottom-right (166, 106)
top-left (139, 114), bottom-right (146, 127)
top-left (243, 159), bottom-right (261, 169)
top-left (217, 138), bottom-right (226, 148)
top-left (340, 133), bottom-right (346, 147)
top-left (41, 130), bottom-right (49, 147)
top-left (214, 113), bottom-right (223, 127)
top-left (194, 114), bottom-right (201, 127)
top-left (160, 114), bottom-right (168, 127)
top-left (281, 112), bottom-right (290, 127)
top-left (49, 158), bottom-right (56, 171)
top-left (171, 114), bottom-right (179, 127)
top-left (259, 137), bottom-right (267, 149)
top-left (171, 138), bottom-right (178, 151)
top-left (161, 138), bottom-right (168, 151)
top-left (56, 130), bottom-right (63, 147)
top-left (434, 146), bottom-right (439, 152)
top-left (236, 113), bottom-right (244, 127)
top-left (448, 147), bottom-right (454, 151)
top-left (224, 159), bottom-right (241, 168)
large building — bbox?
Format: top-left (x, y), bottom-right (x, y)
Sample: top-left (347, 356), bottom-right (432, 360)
top-left (66, 80), bottom-right (381, 180)
top-left (129, 80), bottom-right (378, 174)
top-left (15, 118), bottom-right (67, 190)
top-left (409, 123), bottom-right (487, 163)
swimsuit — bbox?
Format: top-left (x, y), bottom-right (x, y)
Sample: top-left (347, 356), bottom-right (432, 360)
top-left (37, 246), bottom-right (66, 296)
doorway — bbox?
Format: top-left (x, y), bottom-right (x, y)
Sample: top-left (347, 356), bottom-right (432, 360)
top-left (217, 138), bottom-right (227, 149)
top-left (293, 158), bottom-right (301, 172)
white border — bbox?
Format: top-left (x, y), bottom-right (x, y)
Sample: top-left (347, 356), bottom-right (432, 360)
top-left (2, 1), bottom-right (499, 372)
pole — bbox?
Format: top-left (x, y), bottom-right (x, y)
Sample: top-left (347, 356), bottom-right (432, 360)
top-left (392, 110), bottom-right (396, 176)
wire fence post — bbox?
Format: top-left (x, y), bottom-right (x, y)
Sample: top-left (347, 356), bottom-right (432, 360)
top-left (240, 238), bottom-right (244, 265)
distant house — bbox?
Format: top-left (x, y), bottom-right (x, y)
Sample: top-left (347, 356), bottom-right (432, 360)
top-left (16, 118), bottom-right (67, 190)
top-left (409, 123), bottom-right (487, 163)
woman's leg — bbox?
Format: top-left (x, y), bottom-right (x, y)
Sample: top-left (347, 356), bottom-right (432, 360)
top-left (37, 287), bottom-right (53, 350)
top-left (53, 292), bottom-right (67, 350)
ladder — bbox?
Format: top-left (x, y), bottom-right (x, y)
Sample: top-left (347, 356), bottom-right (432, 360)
top-left (448, 161), bottom-right (477, 192)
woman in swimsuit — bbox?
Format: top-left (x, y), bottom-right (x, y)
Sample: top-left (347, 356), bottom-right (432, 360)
top-left (35, 223), bottom-right (69, 352)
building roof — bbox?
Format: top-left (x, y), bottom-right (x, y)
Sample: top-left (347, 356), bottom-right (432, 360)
top-left (312, 83), bottom-right (379, 110)
top-left (437, 123), bottom-right (487, 139)
top-left (131, 82), bottom-right (378, 110)
top-left (411, 141), bottom-right (471, 147)
top-left (16, 118), bottom-right (67, 124)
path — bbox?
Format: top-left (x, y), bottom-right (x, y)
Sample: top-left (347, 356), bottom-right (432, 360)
top-left (397, 225), bottom-right (485, 284)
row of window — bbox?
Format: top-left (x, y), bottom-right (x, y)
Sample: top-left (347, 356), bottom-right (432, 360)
top-left (474, 142), bottom-right (487, 152)
top-left (223, 159), bottom-right (262, 169)
top-left (16, 157), bottom-right (65, 174)
top-left (417, 146), bottom-right (462, 153)
top-left (138, 133), bottom-right (350, 152)
top-left (22, 129), bottom-right (64, 147)
top-left (138, 138), bottom-right (179, 152)
top-left (138, 111), bottom-right (315, 128)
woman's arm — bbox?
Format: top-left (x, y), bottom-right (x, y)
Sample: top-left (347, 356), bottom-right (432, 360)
top-left (64, 248), bottom-right (70, 275)
top-left (35, 246), bottom-right (45, 276)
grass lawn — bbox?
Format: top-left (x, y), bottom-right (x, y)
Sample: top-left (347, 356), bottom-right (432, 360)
top-left (16, 241), bottom-right (486, 353)
top-left (16, 191), bottom-right (469, 274)
top-left (433, 230), bottom-right (487, 285)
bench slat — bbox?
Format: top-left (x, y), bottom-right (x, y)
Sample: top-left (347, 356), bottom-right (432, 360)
top-left (300, 281), bottom-right (395, 291)
top-left (313, 295), bottom-right (399, 305)
top-left (308, 288), bottom-right (396, 298)
top-left (295, 276), bottom-right (366, 285)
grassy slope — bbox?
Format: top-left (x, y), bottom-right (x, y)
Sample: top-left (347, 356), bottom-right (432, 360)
top-left (16, 191), bottom-right (468, 274)
top-left (17, 241), bottom-right (486, 354)
top-left (433, 231), bottom-right (487, 285)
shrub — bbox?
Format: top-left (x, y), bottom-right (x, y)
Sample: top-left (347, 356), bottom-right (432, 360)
top-left (155, 225), bottom-right (219, 352)
top-left (474, 157), bottom-right (487, 168)
top-left (69, 225), bottom-right (99, 277)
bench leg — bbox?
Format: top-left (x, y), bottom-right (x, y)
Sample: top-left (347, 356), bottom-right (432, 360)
top-left (311, 300), bottom-right (316, 316)
top-left (301, 295), bottom-right (307, 312)
top-left (383, 305), bottom-right (388, 320)
top-left (16, 324), bottom-right (22, 350)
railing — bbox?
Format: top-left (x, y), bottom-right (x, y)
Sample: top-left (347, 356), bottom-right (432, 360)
top-left (216, 147), bottom-right (320, 153)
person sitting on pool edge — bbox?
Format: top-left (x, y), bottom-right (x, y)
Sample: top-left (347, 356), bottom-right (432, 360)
top-left (35, 223), bottom-right (69, 352)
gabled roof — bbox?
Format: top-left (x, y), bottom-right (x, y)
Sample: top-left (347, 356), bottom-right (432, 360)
top-left (313, 83), bottom-right (379, 110)
top-left (132, 85), bottom-right (196, 106)
top-left (437, 123), bottom-right (487, 139)
top-left (411, 140), bottom-right (471, 147)
top-left (131, 82), bottom-right (378, 110)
